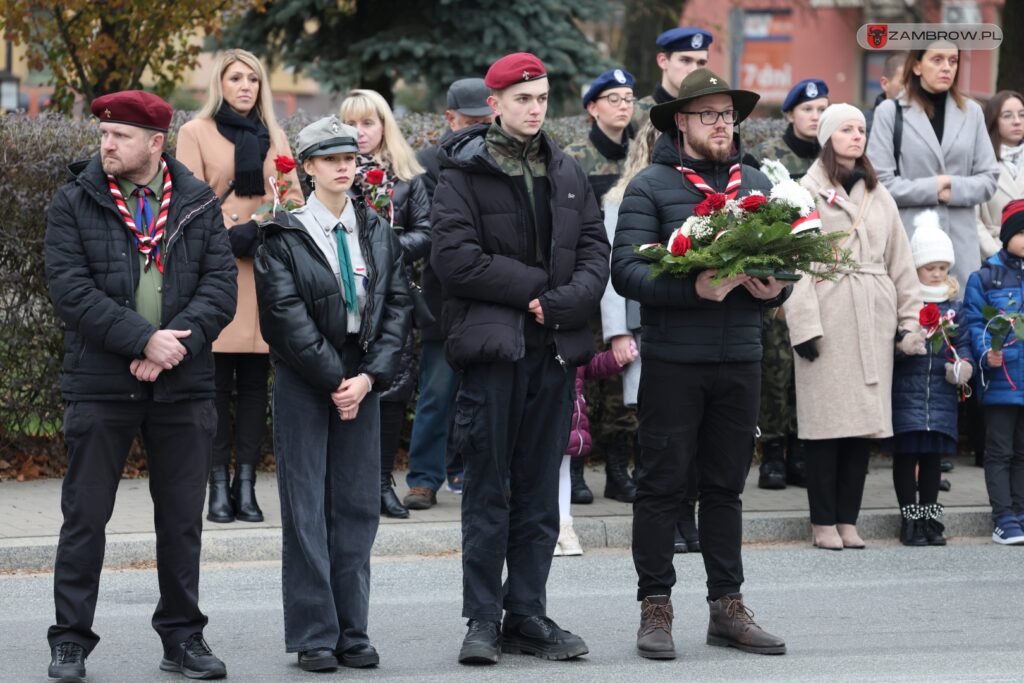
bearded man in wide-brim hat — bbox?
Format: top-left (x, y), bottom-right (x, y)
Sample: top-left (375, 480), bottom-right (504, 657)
top-left (611, 68), bottom-right (790, 660)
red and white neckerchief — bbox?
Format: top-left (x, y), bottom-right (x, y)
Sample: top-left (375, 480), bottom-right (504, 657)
top-left (107, 160), bottom-right (173, 272)
top-left (675, 163), bottom-right (742, 199)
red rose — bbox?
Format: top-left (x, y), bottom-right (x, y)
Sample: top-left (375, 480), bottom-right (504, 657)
top-left (694, 192), bottom-right (727, 217)
top-left (738, 194), bottom-right (769, 212)
top-left (365, 168), bottom-right (386, 185)
top-left (919, 303), bottom-right (941, 328)
top-left (274, 155), bottom-right (297, 174)
top-left (670, 232), bottom-right (691, 256)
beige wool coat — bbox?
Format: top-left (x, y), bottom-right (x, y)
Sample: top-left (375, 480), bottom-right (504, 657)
top-left (976, 162), bottom-right (1024, 258)
top-left (784, 161), bottom-right (922, 440)
top-left (176, 117), bottom-right (303, 353)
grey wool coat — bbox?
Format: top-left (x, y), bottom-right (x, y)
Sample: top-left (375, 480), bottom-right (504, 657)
top-left (867, 92), bottom-right (999, 291)
top-left (599, 199), bottom-right (640, 405)
top-left (785, 161), bottom-right (922, 441)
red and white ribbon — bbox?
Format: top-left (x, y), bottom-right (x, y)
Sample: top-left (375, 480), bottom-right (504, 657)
top-left (791, 210), bottom-right (822, 234)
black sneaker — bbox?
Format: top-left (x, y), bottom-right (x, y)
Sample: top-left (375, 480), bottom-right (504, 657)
top-left (501, 615), bottom-right (589, 660)
top-left (298, 648), bottom-right (338, 672)
top-left (459, 619), bottom-right (501, 664)
top-left (49, 641), bottom-right (86, 682)
top-left (159, 633), bottom-right (227, 679)
top-left (338, 643), bottom-right (379, 668)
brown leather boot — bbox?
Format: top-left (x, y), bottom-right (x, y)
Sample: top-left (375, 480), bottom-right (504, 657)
top-left (706, 593), bottom-right (786, 655)
top-left (636, 595), bottom-right (675, 659)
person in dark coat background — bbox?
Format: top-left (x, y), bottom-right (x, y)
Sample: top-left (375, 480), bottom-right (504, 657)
top-left (431, 52), bottom-right (609, 666)
top-left (44, 90), bottom-right (238, 682)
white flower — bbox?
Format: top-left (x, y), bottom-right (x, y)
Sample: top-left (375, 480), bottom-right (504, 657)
top-left (759, 159), bottom-right (792, 186)
top-left (725, 198), bottom-right (745, 218)
top-left (679, 214), bottom-right (713, 241)
top-left (769, 179), bottom-right (817, 216)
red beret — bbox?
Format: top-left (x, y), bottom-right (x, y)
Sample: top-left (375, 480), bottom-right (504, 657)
top-left (91, 90), bottom-right (173, 133)
top-left (484, 52), bottom-right (547, 91)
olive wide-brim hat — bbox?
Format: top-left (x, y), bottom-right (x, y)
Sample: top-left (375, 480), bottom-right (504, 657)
top-left (650, 68), bottom-right (760, 132)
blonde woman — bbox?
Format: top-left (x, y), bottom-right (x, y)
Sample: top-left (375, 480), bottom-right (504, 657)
top-left (340, 89), bottom-right (431, 519)
top-left (177, 49), bottom-right (303, 525)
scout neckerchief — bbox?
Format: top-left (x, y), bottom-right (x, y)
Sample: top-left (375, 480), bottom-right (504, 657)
top-left (676, 162), bottom-right (742, 199)
top-left (334, 222), bottom-right (359, 314)
top-left (107, 160), bottom-right (173, 273)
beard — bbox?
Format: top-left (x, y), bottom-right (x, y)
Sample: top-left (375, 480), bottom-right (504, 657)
top-left (687, 133), bottom-right (732, 163)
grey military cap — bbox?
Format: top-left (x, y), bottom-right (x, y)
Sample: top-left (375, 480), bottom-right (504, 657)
top-left (296, 116), bottom-right (359, 162)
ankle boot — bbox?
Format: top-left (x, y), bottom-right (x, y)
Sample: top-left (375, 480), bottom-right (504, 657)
top-left (604, 437), bottom-right (637, 503)
top-left (920, 503), bottom-right (947, 546)
top-left (677, 499), bottom-right (700, 552)
top-left (706, 593), bottom-right (786, 655)
top-left (636, 595), bottom-right (675, 659)
top-left (207, 465), bottom-right (234, 523)
top-left (899, 505), bottom-right (928, 546)
top-left (758, 437), bottom-right (787, 490)
top-left (569, 458), bottom-right (593, 505)
top-left (381, 473), bottom-right (409, 519)
top-left (785, 435), bottom-right (807, 487)
top-left (231, 464), bottom-right (264, 523)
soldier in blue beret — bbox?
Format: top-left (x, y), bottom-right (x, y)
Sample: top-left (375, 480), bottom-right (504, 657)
top-left (634, 27), bottom-right (713, 125)
top-left (566, 68), bottom-right (636, 202)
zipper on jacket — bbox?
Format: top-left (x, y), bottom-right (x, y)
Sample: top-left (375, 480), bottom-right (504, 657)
top-left (356, 207), bottom-right (380, 351)
top-left (924, 351), bottom-right (932, 431)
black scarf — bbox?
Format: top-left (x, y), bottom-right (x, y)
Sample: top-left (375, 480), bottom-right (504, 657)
top-left (653, 85), bottom-right (674, 105)
top-left (782, 123), bottom-right (821, 160)
top-left (589, 121), bottom-right (633, 161)
top-left (840, 167), bottom-right (867, 194)
top-left (214, 102), bottom-right (271, 197)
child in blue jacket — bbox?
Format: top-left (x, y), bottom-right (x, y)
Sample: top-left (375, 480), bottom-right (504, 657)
top-left (889, 213), bottom-right (973, 546)
top-left (963, 199), bottom-right (1024, 545)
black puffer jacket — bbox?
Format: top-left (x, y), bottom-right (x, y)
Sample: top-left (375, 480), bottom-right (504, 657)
top-left (416, 131), bottom-right (452, 341)
top-left (430, 125), bottom-right (610, 370)
top-left (611, 133), bottom-right (790, 364)
top-left (254, 198), bottom-right (412, 394)
top-left (44, 154), bottom-right (237, 402)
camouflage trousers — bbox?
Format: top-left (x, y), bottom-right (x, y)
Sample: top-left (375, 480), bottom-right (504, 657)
top-left (758, 307), bottom-right (797, 439)
top-left (585, 321), bottom-right (638, 460)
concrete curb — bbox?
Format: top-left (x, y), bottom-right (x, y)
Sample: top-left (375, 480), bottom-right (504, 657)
top-left (0, 507), bottom-right (996, 573)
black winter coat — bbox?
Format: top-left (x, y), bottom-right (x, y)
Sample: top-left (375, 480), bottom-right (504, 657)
top-left (430, 125), bottom-right (610, 370)
top-left (611, 133), bottom-right (790, 364)
top-left (45, 154), bottom-right (238, 402)
top-left (254, 198), bottom-right (412, 394)
top-left (892, 300), bottom-right (973, 440)
top-left (416, 132), bottom-right (451, 341)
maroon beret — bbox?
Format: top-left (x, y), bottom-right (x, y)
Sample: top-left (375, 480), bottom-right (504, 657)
top-left (91, 90), bottom-right (173, 133)
top-left (484, 52), bottom-right (547, 90)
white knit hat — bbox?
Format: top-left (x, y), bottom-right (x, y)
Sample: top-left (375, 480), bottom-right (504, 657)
top-left (816, 103), bottom-right (866, 147)
top-left (910, 210), bottom-right (955, 268)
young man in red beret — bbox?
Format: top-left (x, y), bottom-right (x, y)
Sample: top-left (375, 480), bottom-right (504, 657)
top-left (43, 90), bottom-right (237, 682)
top-left (430, 52), bottom-right (609, 665)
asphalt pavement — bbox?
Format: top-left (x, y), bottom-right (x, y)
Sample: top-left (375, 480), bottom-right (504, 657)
top-left (2, 542), bottom-right (1022, 682)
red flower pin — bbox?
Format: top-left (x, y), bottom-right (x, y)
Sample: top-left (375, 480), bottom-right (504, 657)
top-left (274, 155), bottom-right (297, 174)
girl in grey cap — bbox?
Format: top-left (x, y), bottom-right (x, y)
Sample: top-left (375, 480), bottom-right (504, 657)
top-left (253, 116), bottom-right (412, 673)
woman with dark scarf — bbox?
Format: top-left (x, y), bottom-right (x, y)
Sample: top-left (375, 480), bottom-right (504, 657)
top-left (178, 49), bottom-right (303, 524)
top-left (340, 89), bottom-right (430, 519)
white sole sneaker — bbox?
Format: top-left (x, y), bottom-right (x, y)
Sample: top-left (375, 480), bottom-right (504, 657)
top-left (992, 527), bottom-right (1024, 544)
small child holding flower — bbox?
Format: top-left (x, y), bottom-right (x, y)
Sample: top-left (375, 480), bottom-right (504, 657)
top-left (963, 199), bottom-right (1024, 545)
top-left (887, 211), bottom-right (973, 547)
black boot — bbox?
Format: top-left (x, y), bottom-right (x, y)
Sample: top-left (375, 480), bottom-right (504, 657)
top-left (921, 503), bottom-right (947, 546)
top-left (758, 437), bottom-right (787, 490)
top-left (381, 473), bottom-right (409, 519)
top-left (899, 505), bottom-right (928, 546)
top-left (785, 435), bottom-right (808, 487)
top-left (673, 527), bottom-right (688, 554)
top-left (678, 499), bottom-right (700, 552)
top-left (570, 458), bottom-right (593, 504)
top-left (231, 464), bottom-right (264, 523)
top-left (207, 465), bottom-right (234, 523)
top-left (604, 436), bottom-right (637, 503)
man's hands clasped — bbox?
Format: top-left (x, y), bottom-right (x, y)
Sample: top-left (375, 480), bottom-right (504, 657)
top-left (132, 328), bottom-right (192, 382)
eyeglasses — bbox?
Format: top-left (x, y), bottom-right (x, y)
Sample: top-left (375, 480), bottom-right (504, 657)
top-left (999, 111), bottom-right (1024, 121)
top-left (681, 110), bottom-right (739, 125)
top-left (596, 93), bottom-right (637, 106)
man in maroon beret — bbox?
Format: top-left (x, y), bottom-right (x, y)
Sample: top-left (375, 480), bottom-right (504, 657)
top-left (431, 53), bottom-right (609, 665)
top-left (43, 89), bottom-right (237, 682)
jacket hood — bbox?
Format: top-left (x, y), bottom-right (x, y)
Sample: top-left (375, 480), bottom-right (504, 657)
top-left (438, 122), bottom-right (566, 175)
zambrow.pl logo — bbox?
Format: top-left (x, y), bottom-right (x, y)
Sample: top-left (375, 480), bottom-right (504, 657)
top-left (866, 24), bottom-right (888, 49)
top-left (857, 23), bottom-right (1003, 50)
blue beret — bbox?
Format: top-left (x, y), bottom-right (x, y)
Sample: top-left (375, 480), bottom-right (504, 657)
top-left (782, 79), bottom-right (830, 112)
top-left (656, 27), bottom-right (713, 53)
top-left (582, 68), bottom-right (635, 109)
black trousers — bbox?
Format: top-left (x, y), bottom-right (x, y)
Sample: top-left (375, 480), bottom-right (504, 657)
top-left (633, 359), bottom-right (759, 602)
top-left (379, 400), bottom-right (406, 477)
top-left (803, 438), bottom-right (870, 525)
top-left (48, 399), bottom-right (216, 655)
top-left (213, 352), bottom-right (269, 468)
top-left (453, 346), bottom-right (573, 621)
